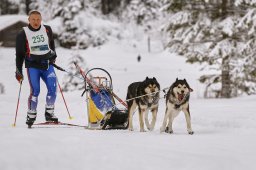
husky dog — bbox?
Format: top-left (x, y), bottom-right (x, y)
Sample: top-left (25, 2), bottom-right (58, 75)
top-left (126, 77), bottom-right (160, 132)
top-left (160, 78), bottom-right (194, 135)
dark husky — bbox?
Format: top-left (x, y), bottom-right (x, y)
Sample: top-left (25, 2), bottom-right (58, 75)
top-left (160, 78), bottom-right (194, 135)
top-left (126, 77), bottom-right (160, 132)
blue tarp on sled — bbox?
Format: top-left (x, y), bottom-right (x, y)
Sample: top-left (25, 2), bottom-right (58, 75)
top-left (90, 89), bottom-right (114, 112)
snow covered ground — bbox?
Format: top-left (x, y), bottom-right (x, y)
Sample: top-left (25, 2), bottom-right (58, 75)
top-left (1, 41), bottom-right (256, 170)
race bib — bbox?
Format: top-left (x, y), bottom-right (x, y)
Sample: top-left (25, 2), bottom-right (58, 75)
top-left (24, 25), bottom-right (50, 55)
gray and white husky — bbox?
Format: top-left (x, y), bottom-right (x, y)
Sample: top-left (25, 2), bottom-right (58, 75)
top-left (160, 78), bottom-right (194, 135)
top-left (126, 77), bottom-right (160, 132)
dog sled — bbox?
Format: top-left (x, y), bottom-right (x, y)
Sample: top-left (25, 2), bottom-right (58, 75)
top-left (77, 65), bottom-right (129, 130)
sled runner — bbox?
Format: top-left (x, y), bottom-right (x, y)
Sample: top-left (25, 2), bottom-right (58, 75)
top-left (76, 65), bottom-right (129, 130)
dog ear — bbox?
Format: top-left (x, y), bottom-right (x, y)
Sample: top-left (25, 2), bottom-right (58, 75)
top-left (176, 78), bottom-right (178, 81)
top-left (146, 77), bottom-right (149, 80)
top-left (183, 79), bottom-right (193, 92)
top-left (153, 77), bottom-right (156, 80)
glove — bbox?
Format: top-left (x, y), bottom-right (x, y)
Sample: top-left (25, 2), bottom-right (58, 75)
top-left (49, 58), bottom-right (56, 64)
top-left (49, 50), bottom-right (56, 64)
top-left (15, 70), bottom-right (23, 83)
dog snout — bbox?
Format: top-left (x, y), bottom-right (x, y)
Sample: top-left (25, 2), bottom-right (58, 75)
top-left (181, 90), bottom-right (185, 94)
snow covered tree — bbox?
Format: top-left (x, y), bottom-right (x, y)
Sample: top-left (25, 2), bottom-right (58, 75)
top-left (62, 52), bottom-right (95, 92)
top-left (101, 0), bottom-right (124, 15)
top-left (122, 0), bottom-right (165, 25)
top-left (0, 0), bottom-right (20, 14)
top-left (62, 53), bottom-right (86, 92)
top-left (55, 0), bottom-right (84, 48)
top-left (234, 7), bottom-right (256, 95)
top-left (165, 0), bottom-right (256, 98)
top-left (49, 0), bottom-right (109, 49)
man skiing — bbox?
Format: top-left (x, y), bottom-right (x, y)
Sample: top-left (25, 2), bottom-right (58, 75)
top-left (15, 10), bottom-right (58, 127)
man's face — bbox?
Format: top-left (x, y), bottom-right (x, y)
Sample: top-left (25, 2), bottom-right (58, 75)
top-left (28, 14), bottom-right (42, 29)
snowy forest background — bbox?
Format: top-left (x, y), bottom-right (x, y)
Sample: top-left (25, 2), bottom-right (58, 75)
top-left (1, 0), bottom-right (256, 98)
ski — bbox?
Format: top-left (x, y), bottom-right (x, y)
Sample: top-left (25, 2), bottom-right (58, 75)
top-left (30, 121), bottom-right (87, 128)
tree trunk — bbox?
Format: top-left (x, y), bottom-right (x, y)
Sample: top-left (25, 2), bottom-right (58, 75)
top-left (101, 0), bottom-right (110, 15)
top-left (25, 0), bottom-right (32, 14)
top-left (101, 0), bottom-right (121, 15)
top-left (220, 0), bottom-right (228, 18)
top-left (221, 55), bottom-right (231, 98)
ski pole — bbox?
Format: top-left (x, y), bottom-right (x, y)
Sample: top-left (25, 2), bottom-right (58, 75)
top-left (51, 63), bottom-right (84, 80)
top-left (57, 79), bottom-right (73, 120)
top-left (52, 63), bottom-right (66, 72)
top-left (52, 64), bottom-right (73, 119)
top-left (12, 81), bottom-right (22, 127)
top-left (52, 63), bottom-right (99, 93)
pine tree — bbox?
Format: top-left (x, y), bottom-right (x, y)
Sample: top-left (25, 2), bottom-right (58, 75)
top-left (122, 0), bottom-right (165, 25)
top-left (51, 0), bottom-right (108, 49)
top-left (165, 0), bottom-right (256, 97)
top-left (62, 53), bottom-right (86, 92)
top-left (101, 0), bottom-right (123, 15)
top-left (0, 0), bottom-right (19, 14)
top-left (57, 0), bottom-right (84, 48)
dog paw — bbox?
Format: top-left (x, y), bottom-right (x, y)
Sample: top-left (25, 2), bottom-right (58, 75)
top-left (147, 127), bottom-right (154, 131)
top-left (188, 131), bottom-right (194, 135)
top-left (128, 127), bottom-right (134, 131)
top-left (165, 127), bottom-right (173, 134)
top-left (140, 129), bottom-right (146, 132)
top-left (160, 127), bottom-right (165, 133)
top-left (165, 130), bottom-right (173, 134)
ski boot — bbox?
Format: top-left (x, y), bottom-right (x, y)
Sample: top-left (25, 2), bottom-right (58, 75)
top-left (45, 105), bottom-right (58, 123)
top-left (26, 110), bottom-right (37, 128)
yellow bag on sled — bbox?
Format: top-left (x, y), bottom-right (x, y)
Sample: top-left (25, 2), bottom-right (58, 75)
top-left (88, 98), bottom-right (104, 123)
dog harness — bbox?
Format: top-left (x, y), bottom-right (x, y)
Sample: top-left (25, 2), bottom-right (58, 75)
top-left (140, 93), bottom-right (160, 107)
top-left (168, 93), bottom-right (190, 109)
